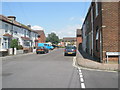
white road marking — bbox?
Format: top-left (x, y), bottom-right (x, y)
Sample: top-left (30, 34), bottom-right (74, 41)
top-left (80, 77), bottom-right (84, 82)
top-left (72, 57), bottom-right (86, 88)
top-left (81, 83), bottom-right (85, 88)
top-left (80, 74), bottom-right (83, 78)
top-left (78, 67), bottom-right (81, 70)
top-left (79, 69), bottom-right (81, 73)
top-left (79, 72), bottom-right (82, 75)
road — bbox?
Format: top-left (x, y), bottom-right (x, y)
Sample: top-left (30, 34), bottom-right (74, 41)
top-left (2, 48), bottom-right (118, 88)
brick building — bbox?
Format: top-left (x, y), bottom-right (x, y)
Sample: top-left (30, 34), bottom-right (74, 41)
top-left (34, 30), bottom-right (46, 47)
top-left (62, 37), bottom-right (76, 47)
top-left (81, 1), bottom-right (120, 63)
top-left (76, 29), bottom-right (82, 50)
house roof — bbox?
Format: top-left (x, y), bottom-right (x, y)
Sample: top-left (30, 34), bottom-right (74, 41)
top-left (63, 37), bottom-right (76, 41)
top-left (34, 30), bottom-right (45, 36)
top-left (0, 15), bottom-right (35, 32)
top-left (3, 33), bottom-right (12, 38)
top-left (21, 37), bottom-right (31, 41)
top-left (0, 15), bottom-right (21, 27)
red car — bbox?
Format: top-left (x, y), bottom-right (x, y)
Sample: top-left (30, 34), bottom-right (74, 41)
top-left (36, 46), bottom-right (49, 54)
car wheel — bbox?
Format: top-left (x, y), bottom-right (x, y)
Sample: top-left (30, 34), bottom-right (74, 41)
top-left (74, 53), bottom-right (76, 56)
top-left (64, 53), bottom-right (67, 56)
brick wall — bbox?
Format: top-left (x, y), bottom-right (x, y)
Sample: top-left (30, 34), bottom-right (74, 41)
top-left (118, 1), bottom-right (120, 52)
top-left (77, 36), bottom-right (82, 50)
top-left (102, 2), bottom-right (119, 61)
top-left (38, 32), bottom-right (46, 43)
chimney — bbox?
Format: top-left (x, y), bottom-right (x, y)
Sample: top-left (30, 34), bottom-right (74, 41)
top-left (27, 24), bottom-right (31, 28)
top-left (7, 16), bottom-right (16, 21)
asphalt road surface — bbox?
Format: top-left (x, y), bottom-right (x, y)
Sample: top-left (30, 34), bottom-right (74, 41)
top-left (2, 48), bottom-right (118, 88)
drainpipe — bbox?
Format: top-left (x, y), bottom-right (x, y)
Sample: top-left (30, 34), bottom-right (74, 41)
top-left (99, 25), bottom-right (106, 63)
top-left (11, 20), bottom-right (14, 55)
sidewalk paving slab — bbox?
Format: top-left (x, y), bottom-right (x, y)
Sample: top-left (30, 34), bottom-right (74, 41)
top-left (76, 50), bottom-right (119, 71)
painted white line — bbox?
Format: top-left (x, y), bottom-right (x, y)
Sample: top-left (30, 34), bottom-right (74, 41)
top-left (72, 57), bottom-right (86, 88)
top-left (81, 83), bottom-right (85, 88)
top-left (80, 74), bottom-right (83, 78)
top-left (79, 72), bottom-right (82, 75)
top-left (78, 67), bottom-right (81, 70)
top-left (80, 77), bottom-right (84, 82)
top-left (79, 69), bottom-right (81, 72)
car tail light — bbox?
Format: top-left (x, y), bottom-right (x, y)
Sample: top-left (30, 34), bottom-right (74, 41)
top-left (74, 50), bottom-right (76, 52)
top-left (41, 49), bottom-right (44, 51)
top-left (64, 49), bottom-right (66, 52)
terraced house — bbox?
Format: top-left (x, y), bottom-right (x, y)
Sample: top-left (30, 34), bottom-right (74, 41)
top-left (0, 15), bottom-right (39, 52)
top-left (81, 1), bottom-right (120, 63)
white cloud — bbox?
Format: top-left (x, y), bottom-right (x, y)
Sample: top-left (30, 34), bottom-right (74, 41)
top-left (80, 17), bottom-right (85, 23)
top-left (51, 31), bottom-right (56, 33)
top-left (69, 17), bottom-right (75, 21)
top-left (55, 24), bottom-right (81, 39)
top-left (31, 25), bottom-right (44, 30)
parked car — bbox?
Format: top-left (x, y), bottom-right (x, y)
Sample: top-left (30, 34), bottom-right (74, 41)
top-left (37, 43), bottom-right (54, 50)
top-left (36, 46), bottom-right (49, 54)
top-left (44, 43), bottom-right (54, 50)
top-left (52, 44), bottom-right (59, 49)
top-left (64, 45), bottom-right (76, 56)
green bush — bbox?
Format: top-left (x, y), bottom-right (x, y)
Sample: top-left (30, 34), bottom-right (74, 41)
top-left (17, 45), bottom-right (23, 50)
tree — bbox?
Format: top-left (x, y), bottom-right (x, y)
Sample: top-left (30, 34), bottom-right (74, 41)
top-left (46, 33), bottom-right (60, 44)
top-left (10, 39), bottom-right (18, 48)
top-left (10, 39), bottom-right (18, 55)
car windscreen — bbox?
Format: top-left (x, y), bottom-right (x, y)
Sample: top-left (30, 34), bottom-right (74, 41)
top-left (66, 46), bottom-right (76, 49)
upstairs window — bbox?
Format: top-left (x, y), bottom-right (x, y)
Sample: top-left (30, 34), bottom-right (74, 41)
top-left (14, 31), bottom-right (17, 35)
top-left (96, 26), bottom-right (99, 52)
top-left (24, 30), bottom-right (26, 37)
top-left (5, 24), bottom-right (8, 33)
top-left (95, 0), bottom-right (99, 17)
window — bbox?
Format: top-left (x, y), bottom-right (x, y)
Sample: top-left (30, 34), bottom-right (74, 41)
top-left (14, 31), bottom-right (17, 35)
top-left (5, 24), bottom-right (8, 33)
top-left (24, 41), bottom-right (30, 46)
top-left (96, 26), bottom-right (99, 52)
top-left (95, 0), bottom-right (99, 17)
top-left (24, 29), bottom-right (26, 37)
top-left (91, 8), bottom-right (93, 23)
top-left (3, 38), bottom-right (7, 49)
top-left (96, 30), bottom-right (99, 40)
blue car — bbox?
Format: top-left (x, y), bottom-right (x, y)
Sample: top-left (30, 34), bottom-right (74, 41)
top-left (37, 43), bottom-right (54, 50)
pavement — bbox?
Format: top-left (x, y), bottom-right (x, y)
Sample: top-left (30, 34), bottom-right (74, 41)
top-left (76, 50), bottom-right (119, 71)
top-left (0, 49), bottom-right (55, 60)
top-left (0, 52), bottom-right (34, 60)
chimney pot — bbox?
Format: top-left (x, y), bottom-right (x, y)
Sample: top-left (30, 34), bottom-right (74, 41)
top-left (7, 16), bottom-right (16, 21)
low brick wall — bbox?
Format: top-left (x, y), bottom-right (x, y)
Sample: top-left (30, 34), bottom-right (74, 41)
top-left (16, 50), bottom-right (23, 55)
top-left (0, 51), bottom-right (8, 57)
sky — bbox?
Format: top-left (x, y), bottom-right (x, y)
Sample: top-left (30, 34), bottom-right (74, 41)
top-left (2, 2), bottom-right (91, 39)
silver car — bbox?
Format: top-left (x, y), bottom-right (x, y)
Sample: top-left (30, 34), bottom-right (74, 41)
top-left (64, 46), bottom-right (76, 56)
